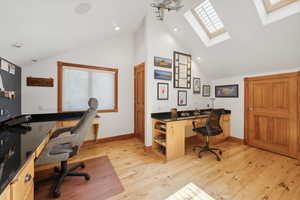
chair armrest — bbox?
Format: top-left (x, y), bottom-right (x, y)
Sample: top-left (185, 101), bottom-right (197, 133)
top-left (51, 126), bottom-right (74, 139)
top-left (47, 134), bottom-right (78, 149)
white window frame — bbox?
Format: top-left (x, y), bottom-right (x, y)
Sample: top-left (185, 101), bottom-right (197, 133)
top-left (184, 0), bottom-right (230, 48)
top-left (263, 0), bottom-right (297, 13)
top-left (253, 0), bottom-right (300, 25)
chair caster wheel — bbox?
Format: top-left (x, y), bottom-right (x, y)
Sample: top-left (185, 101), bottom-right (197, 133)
top-left (217, 157), bottom-right (221, 161)
top-left (81, 163), bottom-right (85, 169)
top-left (53, 190), bottom-right (61, 198)
top-left (85, 174), bottom-right (90, 181)
top-left (219, 151), bottom-right (222, 155)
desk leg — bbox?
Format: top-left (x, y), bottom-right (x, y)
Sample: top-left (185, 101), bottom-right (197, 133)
top-left (93, 124), bottom-right (99, 143)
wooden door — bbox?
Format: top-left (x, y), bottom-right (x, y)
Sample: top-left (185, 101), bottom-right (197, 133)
top-left (245, 72), bottom-right (298, 158)
top-left (134, 63), bottom-right (145, 142)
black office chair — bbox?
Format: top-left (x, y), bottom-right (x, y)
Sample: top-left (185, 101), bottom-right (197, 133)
top-left (192, 109), bottom-right (224, 161)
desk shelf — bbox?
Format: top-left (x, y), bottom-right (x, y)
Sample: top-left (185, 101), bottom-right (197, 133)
top-left (153, 138), bottom-right (166, 147)
top-left (153, 129), bottom-right (166, 135)
top-left (152, 115), bottom-right (231, 162)
top-left (152, 119), bottom-right (186, 161)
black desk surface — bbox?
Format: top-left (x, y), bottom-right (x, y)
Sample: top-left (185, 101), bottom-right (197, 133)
top-left (151, 109), bottom-right (231, 122)
top-left (0, 112), bottom-right (93, 194)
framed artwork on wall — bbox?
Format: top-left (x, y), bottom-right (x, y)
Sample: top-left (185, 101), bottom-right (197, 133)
top-left (193, 78), bottom-right (201, 94)
top-left (154, 69), bottom-right (172, 81)
top-left (178, 90), bottom-right (187, 106)
top-left (157, 83), bottom-right (169, 100)
top-left (154, 56), bottom-right (172, 68)
top-left (215, 84), bottom-right (239, 98)
top-left (173, 51), bottom-right (192, 89)
top-left (202, 85), bottom-right (211, 97)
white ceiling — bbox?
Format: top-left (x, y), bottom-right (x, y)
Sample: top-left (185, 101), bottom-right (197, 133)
top-left (1, 0), bottom-right (299, 79)
top-left (0, 0), bottom-right (146, 66)
top-left (164, 0), bottom-right (300, 79)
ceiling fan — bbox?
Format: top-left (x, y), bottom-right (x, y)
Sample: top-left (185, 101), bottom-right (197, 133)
top-left (151, 0), bottom-right (184, 21)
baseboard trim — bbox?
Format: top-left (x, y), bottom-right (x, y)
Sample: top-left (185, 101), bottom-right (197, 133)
top-left (227, 136), bottom-right (245, 144)
top-left (82, 133), bottom-right (135, 147)
top-left (144, 146), bottom-right (152, 152)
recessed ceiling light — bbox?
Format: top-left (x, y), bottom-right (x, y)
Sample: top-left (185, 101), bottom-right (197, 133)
top-left (114, 26), bottom-right (120, 31)
top-left (11, 43), bottom-right (23, 48)
top-left (196, 57), bottom-right (203, 62)
top-left (174, 27), bottom-right (178, 32)
top-left (75, 3), bottom-right (91, 15)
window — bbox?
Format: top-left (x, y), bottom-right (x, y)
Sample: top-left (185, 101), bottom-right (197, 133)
top-left (57, 62), bottom-right (118, 113)
top-left (253, 0), bottom-right (300, 25)
top-left (192, 0), bottom-right (226, 39)
top-left (184, 0), bottom-right (230, 47)
top-left (263, 0), bottom-right (297, 13)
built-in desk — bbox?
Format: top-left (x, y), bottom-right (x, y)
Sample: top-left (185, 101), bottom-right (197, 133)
top-left (0, 112), bottom-right (100, 200)
top-left (151, 110), bottom-right (231, 161)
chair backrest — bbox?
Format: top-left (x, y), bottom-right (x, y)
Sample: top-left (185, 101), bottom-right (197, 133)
top-left (70, 98), bottom-right (98, 149)
top-left (206, 109), bottom-right (224, 132)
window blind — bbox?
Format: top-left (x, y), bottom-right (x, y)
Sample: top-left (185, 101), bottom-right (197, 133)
top-left (194, 0), bottom-right (225, 34)
top-left (62, 66), bottom-right (116, 111)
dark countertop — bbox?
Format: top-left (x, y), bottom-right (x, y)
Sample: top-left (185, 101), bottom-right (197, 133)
top-left (151, 109), bottom-right (231, 122)
top-left (0, 112), bottom-right (94, 194)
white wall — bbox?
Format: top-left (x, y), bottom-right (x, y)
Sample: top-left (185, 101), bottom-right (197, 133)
top-left (134, 17), bottom-right (147, 65)
top-left (22, 33), bottom-right (135, 139)
top-left (212, 67), bottom-right (300, 139)
top-left (212, 77), bottom-right (244, 139)
top-left (143, 7), bottom-right (211, 146)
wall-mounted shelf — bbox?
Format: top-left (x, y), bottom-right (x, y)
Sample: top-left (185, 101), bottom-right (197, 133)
top-left (26, 77), bottom-right (54, 87)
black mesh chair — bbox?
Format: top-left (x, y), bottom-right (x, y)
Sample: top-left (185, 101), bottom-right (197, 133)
top-left (192, 109), bottom-right (224, 161)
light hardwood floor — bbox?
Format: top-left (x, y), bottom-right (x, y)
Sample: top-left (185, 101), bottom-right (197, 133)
top-left (37, 138), bottom-right (300, 200)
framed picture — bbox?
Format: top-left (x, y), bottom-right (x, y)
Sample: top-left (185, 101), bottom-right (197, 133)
top-left (193, 78), bottom-right (201, 94)
top-left (178, 90), bottom-right (187, 106)
top-left (173, 51), bottom-right (192, 89)
top-left (202, 85), bottom-right (211, 97)
top-left (215, 84), bottom-right (239, 98)
top-left (154, 69), bottom-right (172, 81)
top-left (157, 83), bottom-right (169, 100)
top-left (154, 57), bottom-right (172, 68)
top-left (1, 59), bottom-right (9, 72)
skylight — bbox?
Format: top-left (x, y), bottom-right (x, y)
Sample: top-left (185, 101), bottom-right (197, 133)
top-left (193, 0), bottom-right (225, 38)
top-left (253, 0), bottom-right (300, 25)
top-left (270, 0), bottom-right (283, 4)
top-left (184, 0), bottom-right (230, 47)
top-left (263, 0), bottom-right (297, 12)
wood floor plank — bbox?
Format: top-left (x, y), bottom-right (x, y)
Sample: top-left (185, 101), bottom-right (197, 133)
top-left (35, 138), bottom-right (300, 200)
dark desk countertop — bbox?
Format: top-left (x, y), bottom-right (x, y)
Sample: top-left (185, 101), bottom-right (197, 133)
top-left (0, 112), bottom-right (94, 194)
top-left (151, 109), bottom-right (231, 122)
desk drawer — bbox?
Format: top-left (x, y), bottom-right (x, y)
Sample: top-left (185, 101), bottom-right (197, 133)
top-left (11, 156), bottom-right (34, 200)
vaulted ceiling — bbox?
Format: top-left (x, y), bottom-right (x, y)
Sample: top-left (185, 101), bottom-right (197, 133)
top-left (1, 0), bottom-right (299, 80)
top-left (0, 0), bottom-right (146, 66)
top-left (163, 0), bottom-right (300, 79)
